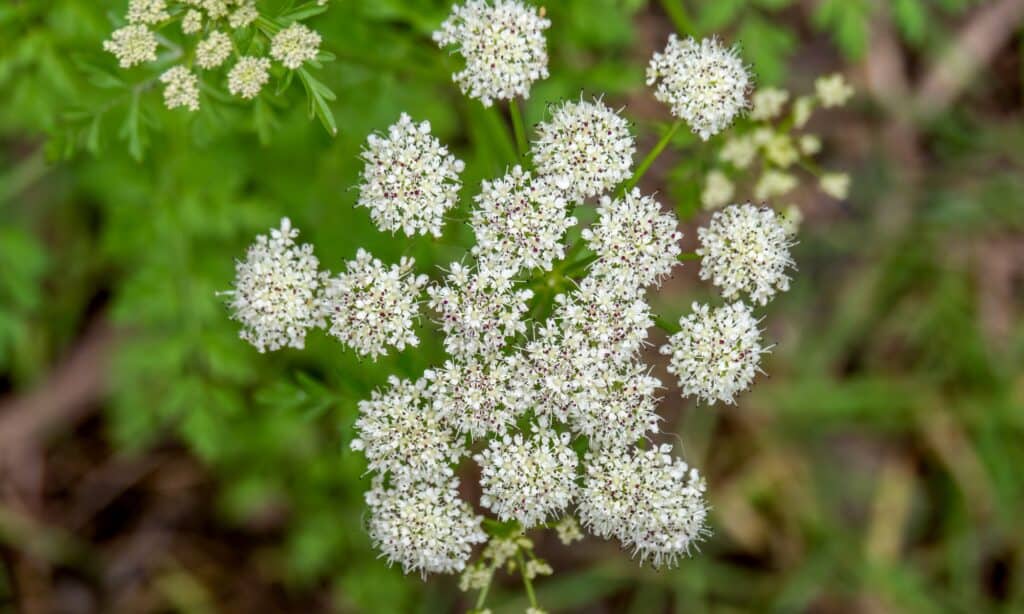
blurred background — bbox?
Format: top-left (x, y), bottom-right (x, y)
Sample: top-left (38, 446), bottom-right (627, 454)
top-left (1, 0), bottom-right (1023, 612)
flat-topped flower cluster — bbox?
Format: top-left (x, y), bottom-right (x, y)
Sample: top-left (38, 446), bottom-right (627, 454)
top-left (224, 0), bottom-right (810, 603)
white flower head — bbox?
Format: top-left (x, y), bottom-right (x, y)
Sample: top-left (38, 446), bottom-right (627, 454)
top-left (352, 376), bottom-right (466, 485)
top-left (701, 169), bottom-right (734, 210)
top-left (471, 166), bottom-right (576, 276)
top-left (159, 66), bottom-right (200, 112)
top-left (815, 73), bottom-right (854, 108)
top-left (424, 354), bottom-right (530, 438)
top-left (226, 218), bottom-right (327, 353)
top-left (697, 203), bottom-right (794, 304)
top-left (750, 86), bottom-right (789, 121)
top-left (323, 249), bottom-right (429, 359)
top-left (426, 263), bottom-right (533, 359)
top-left (227, 55), bottom-right (271, 99)
top-left (532, 98), bottom-right (635, 201)
top-left (646, 35), bottom-right (750, 140)
top-left (433, 0), bottom-right (551, 106)
top-left (659, 301), bottom-right (767, 404)
top-left (554, 274), bottom-right (653, 366)
top-left (182, 9), bottom-right (203, 35)
top-left (201, 0), bottom-right (230, 20)
top-left (719, 135), bottom-right (756, 169)
top-left (228, 1), bottom-right (259, 29)
top-left (753, 170), bottom-right (797, 201)
top-left (582, 189), bottom-right (683, 289)
top-left (358, 113), bottom-right (465, 238)
top-left (195, 31), bottom-right (232, 70)
top-left (270, 22), bottom-right (322, 69)
top-left (567, 361), bottom-right (661, 449)
top-left (475, 429), bottom-right (578, 527)
top-left (820, 172), bottom-right (850, 200)
top-left (103, 25), bottom-right (158, 68)
top-left (579, 445), bottom-right (709, 568)
top-left (127, 0), bottom-right (169, 25)
top-left (365, 477), bottom-right (487, 576)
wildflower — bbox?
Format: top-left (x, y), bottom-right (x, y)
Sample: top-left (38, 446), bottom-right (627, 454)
top-left (470, 167), bottom-right (576, 276)
top-left (433, 0), bottom-right (551, 106)
top-left (764, 133), bottom-right (798, 168)
top-left (554, 274), bottom-right (653, 366)
top-left (646, 35), bottom-right (750, 140)
top-left (779, 204), bottom-right (803, 237)
top-left (195, 31), bottom-right (232, 70)
top-left (358, 113), bottom-right (465, 238)
top-left (553, 516), bottom-right (583, 545)
top-left (228, 1), bottom-right (259, 29)
top-left (820, 172), bottom-right (850, 200)
top-left (582, 189), bottom-right (682, 289)
top-left (701, 169), bottom-right (734, 210)
top-left (719, 135), bottom-right (756, 169)
top-left (182, 9), bottom-right (203, 35)
top-left (660, 301), bottom-right (767, 404)
top-left (697, 203), bottom-right (794, 305)
top-left (532, 98), bottom-right (635, 201)
top-left (815, 73), bottom-right (854, 107)
top-left (793, 95), bottom-right (814, 128)
top-left (754, 169), bottom-right (797, 200)
top-left (799, 134), bottom-right (821, 155)
top-left (566, 361), bottom-right (661, 449)
top-left (103, 25), bottom-right (158, 68)
top-left (159, 66), bottom-right (200, 111)
top-left (425, 354), bottom-right (530, 438)
top-left (201, 0), bottom-right (230, 20)
top-left (225, 218), bottom-right (327, 353)
top-left (426, 264), bottom-right (533, 359)
top-left (523, 559), bottom-right (553, 580)
top-left (475, 429), bottom-right (578, 528)
top-left (322, 249), bottom-right (429, 359)
top-left (127, 0), bottom-right (168, 25)
top-left (227, 56), bottom-right (271, 99)
top-left (351, 376), bottom-right (466, 485)
top-left (579, 445), bottom-right (708, 567)
top-left (750, 86), bottom-right (789, 120)
top-left (365, 476), bottom-right (487, 576)
top-left (270, 22), bottom-right (322, 70)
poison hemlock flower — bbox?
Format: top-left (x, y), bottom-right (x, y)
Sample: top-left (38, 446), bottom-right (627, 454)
top-left (358, 113), bottom-right (465, 238)
top-left (433, 0), bottom-right (551, 106)
top-left (566, 361), bottom-right (661, 450)
top-left (719, 135), bottom-right (756, 169)
top-left (475, 429), bottom-right (578, 527)
top-left (697, 203), bottom-right (794, 305)
top-left (228, 55), bottom-right (271, 99)
top-left (270, 22), bottom-right (322, 70)
top-left (365, 476), bottom-right (487, 576)
top-left (196, 31), bottom-right (232, 70)
top-left (228, 1), bottom-right (259, 29)
top-left (532, 98), bottom-right (635, 202)
top-left (815, 73), bottom-right (854, 108)
top-left (323, 249), bottom-right (429, 359)
top-left (820, 172), bottom-right (851, 200)
top-left (646, 35), bottom-right (750, 140)
top-left (127, 0), bottom-right (169, 25)
top-left (182, 9), bottom-right (203, 34)
top-left (659, 301), bottom-right (766, 405)
top-left (424, 354), bottom-right (530, 438)
top-left (750, 86), bottom-right (789, 121)
top-left (754, 169), bottom-right (797, 201)
top-left (554, 516), bottom-right (583, 545)
top-left (225, 218), bottom-right (327, 353)
top-left (579, 445), bottom-right (708, 567)
top-left (103, 25), bottom-right (158, 68)
top-left (159, 66), bottom-right (200, 111)
top-left (582, 189), bottom-right (683, 289)
top-left (701, 169), bottom-right (734, 210)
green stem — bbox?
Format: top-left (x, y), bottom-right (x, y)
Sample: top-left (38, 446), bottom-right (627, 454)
top-left (678, 251), bottom-right (700, 262)
top-left (622, 120), bottom-right (683, 194)
top-left (655, 315), bottom-right (681, 335)
top-left (516, 551), bottom-right (538, 608)
top-left (658, 0), bottom-right (695, 36)
top-left (510, 99), bottom-right (529, 159)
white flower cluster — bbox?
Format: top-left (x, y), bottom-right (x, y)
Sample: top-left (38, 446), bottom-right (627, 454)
top-left (103, 0), bottom-right (326, 112)
top-left (696, 203), bottom-right (794, 305)
top-left (358, 113), bottom-right (465, 238)
top-left (647, 35), bottom-right (750, 140)
top-left (433, 0), bottom-right (551, 106)
top-left (323, 249), bottom-right (429, 359)
top-left (532, 98), bottom-right (635, 202)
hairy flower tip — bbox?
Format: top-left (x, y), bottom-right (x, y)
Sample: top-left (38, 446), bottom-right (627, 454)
top-left (432, 0), bottom-right (551, 107)
top-left (659, 301), bottom-right (767, 405)
top-left (196, 31), bottom-right (232, 70)
top-left (159, 66), bottom-right (200, 112)
top-left (358, 113), bottom-right (465, 238)
top-left (568, 362), bottom-right (662, 449)
top-left (696, 203), bottom-right (794, 305)
top-left (581, 189), bottom-right (683, 289)
top-left (424, 353), bottom-right (531, 438)
top-left (351, 376), bottom-right (466, 485)
top-left (532, 98), bottom-right (635, 201)
top-left (471, 166), bottom-right (576, 276)
top-left (227, 56), bottom-right (271, 99)
top-left (579, 445), bottom-right (709, 568)
top-left (270, 22), bottom-right (321, 69)
top-left (323, 249), bottom-right (429, 359)
top-left (366, 477), bottom-right (487, 576)
top-left (646, 35), bottom-right (750, 140)
top-left (103, 25), bottom-right (158, 68)
top-left (127, 0), bottom-right (169, 25)
top-left (474, 429), bottom-right (578, 528)
top-left (226, 218), bottom-right (327, 353)
top-left (426, 263), bottom-right (533, 359)
top-left (555, 275), bottom-right (653, 366)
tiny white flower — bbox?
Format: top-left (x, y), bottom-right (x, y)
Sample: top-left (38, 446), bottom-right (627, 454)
top-left (159, 66), bottom-right (200, 112)
top-left (433, 0), bottom-right (551, 106)
top-left (799, 134), bottom-right (821, 155)
top-left (182, 9), bottom-right (203, 35)
top-left (228, 1), bottom-right (259, 29)
top-left (750, 86), bottom-right (789, 121)
top-left (646, 35), bottom-right (750, 140)
top-left (763, 133), bottom-right (798, 168)
top-left (815, 73), bottom-right (854, 108)
top-left (719, 135), bottom-right (756, 169)
top-left (195, 31), bottom-right (232, 70)
top-left (554, 516), bottom-right (583, 545)
top-left (820, 172), bottom-right (850, 200)
top-left (227, 55), bottom-right (271, 99)
top-left (126, 0), bottom-right (169, 25)
top-left (270, 22), bottom-right (322, 69)
top-left (425, 353), bottom-right (530, 438)
top-left (103, 25), bottom-right (158, 68)
top-left (753, 169), bottom-right (797, 201)
top-left (701, 169), bottom-right (734, 210)
top-left (793, 95), bottom-right (815, 127)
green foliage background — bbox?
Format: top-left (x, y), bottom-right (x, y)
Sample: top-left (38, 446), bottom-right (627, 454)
top-left (1, 0), bottom-right (1022, 612)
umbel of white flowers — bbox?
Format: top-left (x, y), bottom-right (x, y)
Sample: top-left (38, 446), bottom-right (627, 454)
top-left (225, 0), bottom-right (799, 582)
